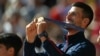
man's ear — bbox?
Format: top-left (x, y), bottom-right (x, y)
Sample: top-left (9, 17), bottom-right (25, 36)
top-left (82, 18), bottom-right (89, 28)
top-left (7, 47), bottom-right (14, 55)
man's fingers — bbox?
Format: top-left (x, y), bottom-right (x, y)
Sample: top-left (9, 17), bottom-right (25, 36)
top-left (26, 20), bottom-right (37, 42)
top-left (33, 16), bottom-right (45, 23)
top-left (26, 20), bottom-right (36, 27)
top-left (36, 21), bottom-right (47, 34)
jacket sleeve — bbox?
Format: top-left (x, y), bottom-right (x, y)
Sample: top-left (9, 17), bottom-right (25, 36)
top-left (24, 35), bottom-right (42, 56)
top-left (24, 37), bottom-right (48, 56)
top-left (24, 40), bottom-right (37, 56)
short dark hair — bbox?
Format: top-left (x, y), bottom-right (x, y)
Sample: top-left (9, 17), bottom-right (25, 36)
top-left (72, 2), bottom-right (93, 26)
top-left (0, 33), bottom-right (22, 56)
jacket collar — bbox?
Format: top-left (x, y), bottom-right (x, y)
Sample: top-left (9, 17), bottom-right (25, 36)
top-left (67, 32), bottom-right (85, 45)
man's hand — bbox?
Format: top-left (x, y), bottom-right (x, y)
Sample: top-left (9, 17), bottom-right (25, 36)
top-left (37, 21), bottom-right (47, 34)
top-left (36, 20), bottom-right (47, 42)
top-left (26, 21), bottom-right (37, 43)
top-left (26, 17), bottom-right (48, 43)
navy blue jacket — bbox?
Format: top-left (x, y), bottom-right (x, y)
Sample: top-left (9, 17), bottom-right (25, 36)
top-left (24, 32), bottom-right (96, 56)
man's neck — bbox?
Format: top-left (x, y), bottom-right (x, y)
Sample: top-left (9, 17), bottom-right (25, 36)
top-left (67, 29), bottom-right (79, 36)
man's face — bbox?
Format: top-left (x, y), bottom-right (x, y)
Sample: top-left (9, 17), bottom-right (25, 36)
top-left (66, 6), bottom-right (84, 28)
top-left (0, 44), bottom-right (9, 56)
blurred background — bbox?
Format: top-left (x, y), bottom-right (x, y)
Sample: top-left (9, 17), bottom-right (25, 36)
top-left (0, 0), bottom-right (99, 56)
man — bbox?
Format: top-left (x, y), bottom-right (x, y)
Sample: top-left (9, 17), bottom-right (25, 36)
top-left (24, 2), bottom-right (96, 56)
top-left (0, 33), bottom-right (22, 56)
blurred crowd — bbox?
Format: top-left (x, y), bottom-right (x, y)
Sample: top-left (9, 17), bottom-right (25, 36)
top-left (0, 0), bottom-right (99, 56)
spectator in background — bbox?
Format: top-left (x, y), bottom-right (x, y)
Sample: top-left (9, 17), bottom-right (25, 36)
top-left (91, 0), bottom-right (100, 43)
top-left (0, 0), bottom-right (8, 20)
top-left (1, 10), bottom-right (26, 40)
top-left (0, 33), bottom-right (22, 56)
top-left (0, 0), bottom-right (8, 32)
top-left (95, 30), bottom-right (100, 56)
top-left (90, 0), bottom-right (100, 56)
top-left (44, 0), bottom-right (57, 8)
top-left (97, 30), bottom-right (100, 43)
top-left (33, 0), bottom-right (49, 17)
top-left (20, 0), bottom-right (49, 22)
top-left (49, 0), bottom-right (72, 22)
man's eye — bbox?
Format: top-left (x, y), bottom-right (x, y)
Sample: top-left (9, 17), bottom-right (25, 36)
top-left (68, 12), bottom-right (77, 16)
top-left (72, 13), bottom-right (76, 15)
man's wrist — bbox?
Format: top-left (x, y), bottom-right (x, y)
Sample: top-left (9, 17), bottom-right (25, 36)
top-left (26, 35), bottom-right (37, 43)
top-left (38, 31), bottom-right (48, 38)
